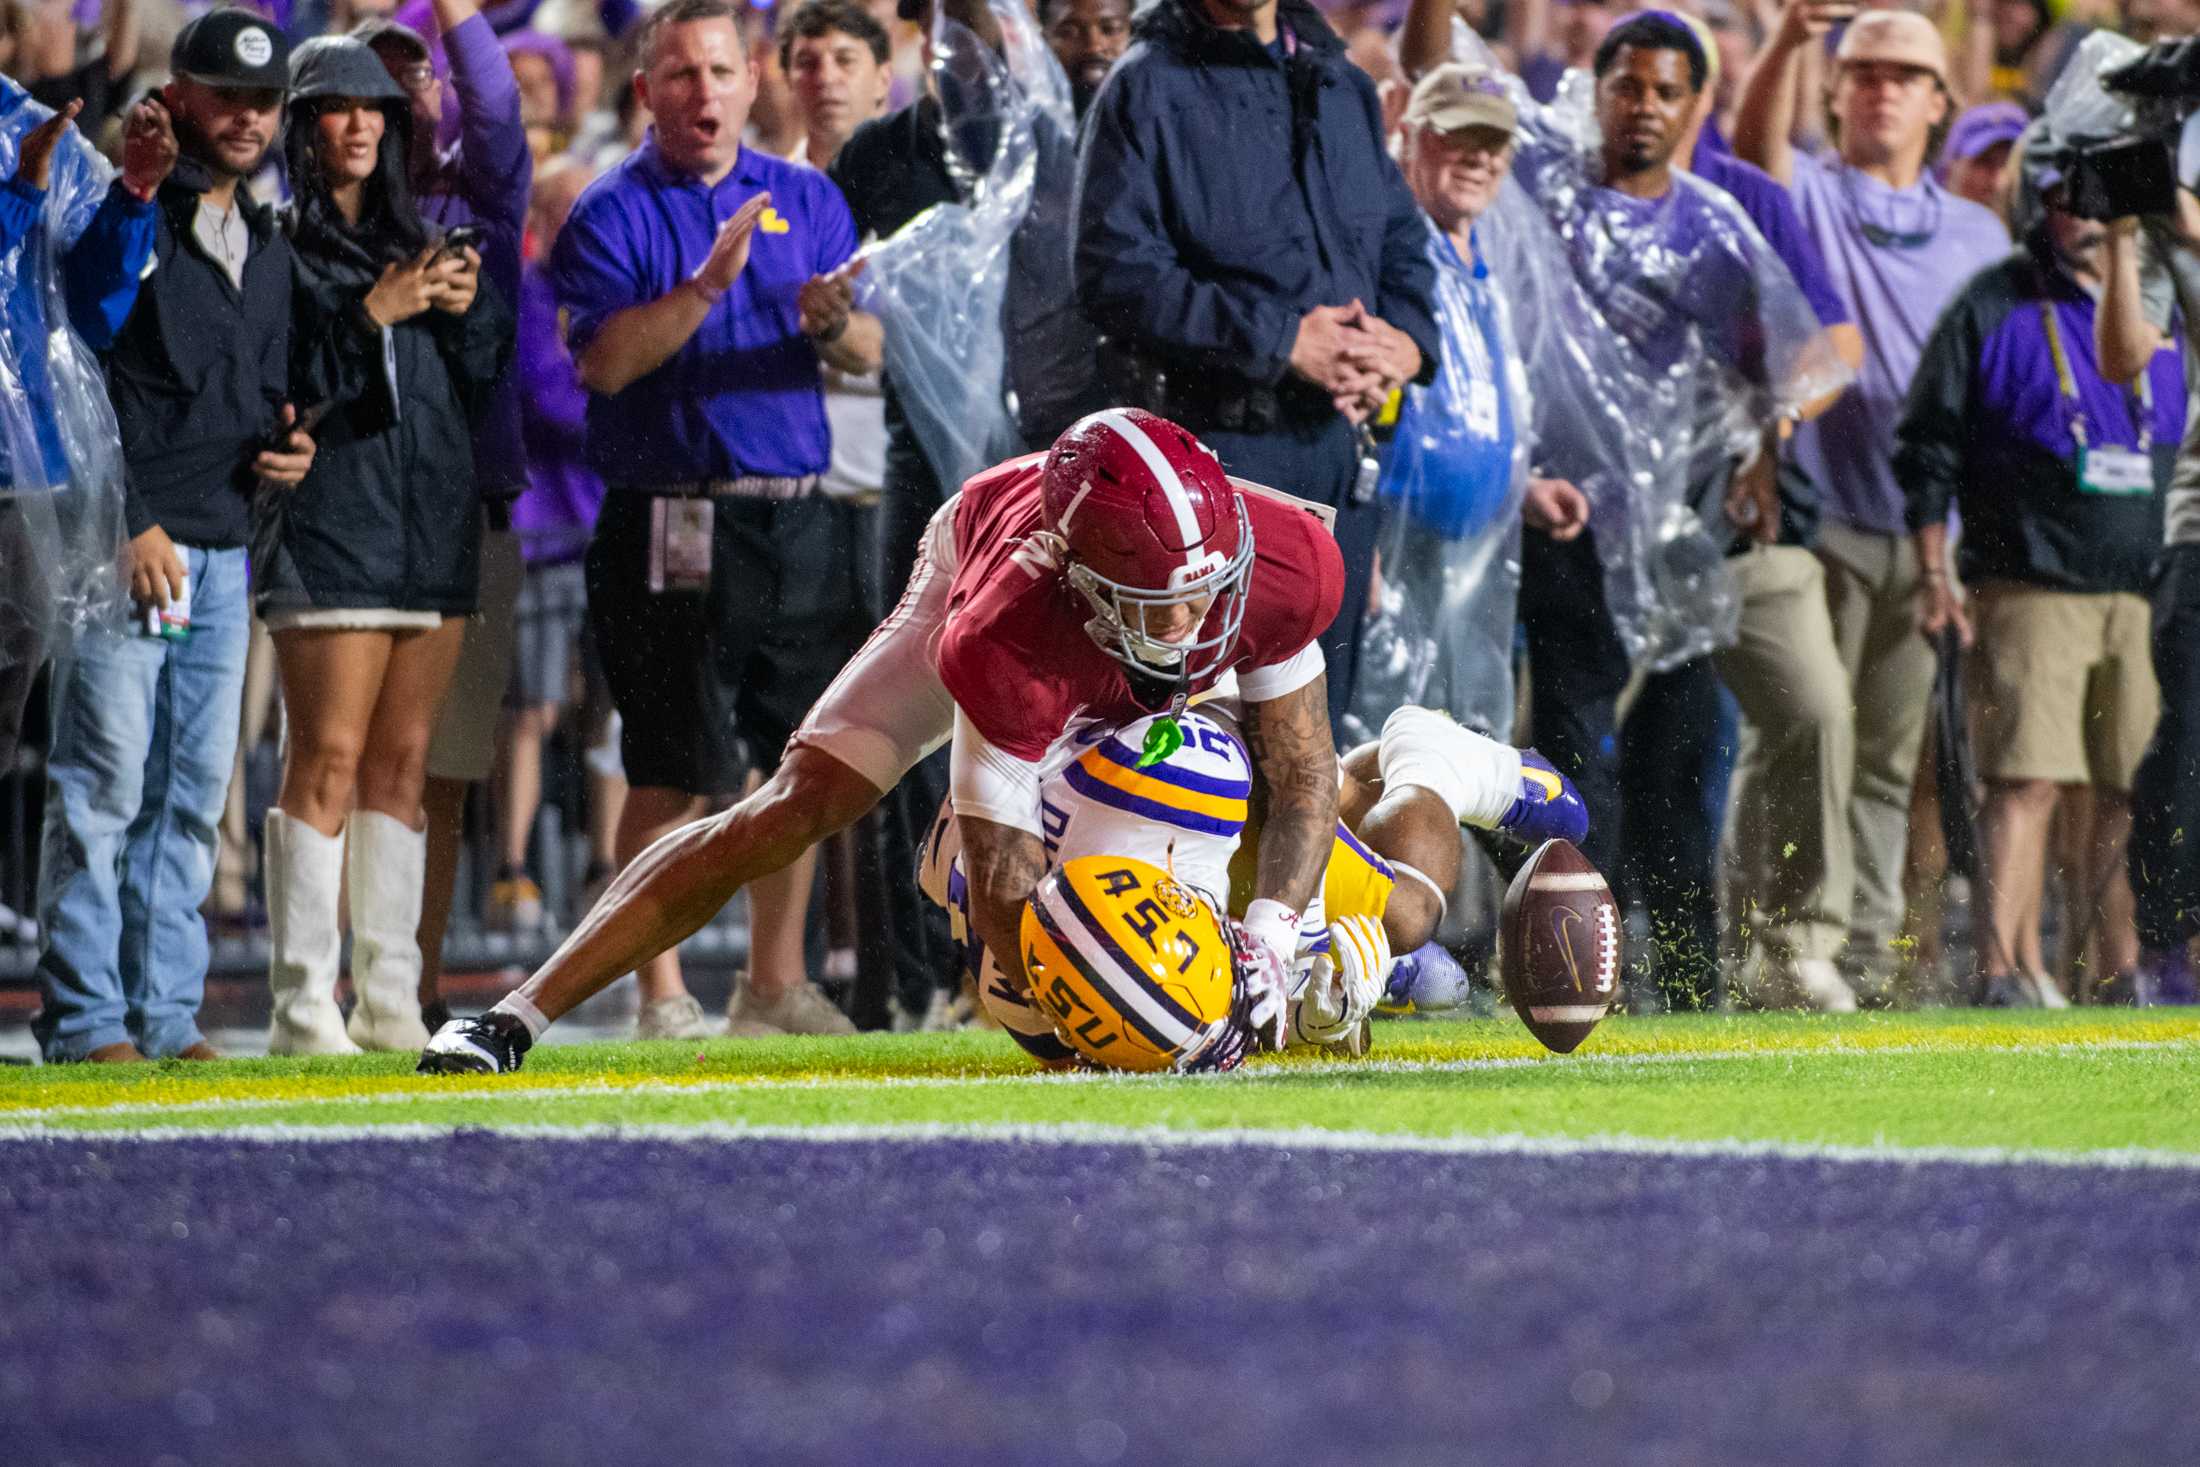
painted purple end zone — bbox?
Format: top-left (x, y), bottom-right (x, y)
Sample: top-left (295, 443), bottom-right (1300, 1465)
top-left (2, 1136), bottom-right (2197, 1466)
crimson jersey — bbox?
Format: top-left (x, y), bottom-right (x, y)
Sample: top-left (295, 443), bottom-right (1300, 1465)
top-left (935, 454), bottom-right (1345, 763)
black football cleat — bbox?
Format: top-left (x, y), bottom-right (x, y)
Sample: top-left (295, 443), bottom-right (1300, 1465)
top-left (417, 1012), bottom-right (533, 1075)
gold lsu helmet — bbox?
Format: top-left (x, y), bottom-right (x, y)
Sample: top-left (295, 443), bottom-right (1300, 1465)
top-left (1019, 855), bottom-right (1242, 1073)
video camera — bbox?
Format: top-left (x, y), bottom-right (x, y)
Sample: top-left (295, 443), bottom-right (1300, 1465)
top-left (2051, 38), bottom-right (2200, 221)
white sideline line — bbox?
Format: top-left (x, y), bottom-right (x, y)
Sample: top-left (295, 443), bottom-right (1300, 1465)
top-left (3, 1118), bottom-right (2199, 1172)
top-left (3, 1035), bottom-right (2194, 1124)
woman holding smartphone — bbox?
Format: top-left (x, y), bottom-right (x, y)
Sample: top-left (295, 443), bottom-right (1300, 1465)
top-left (256, 36), bottom-right (511, 1056)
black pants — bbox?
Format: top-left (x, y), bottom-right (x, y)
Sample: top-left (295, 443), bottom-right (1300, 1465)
top-left (1521, 528), bottom-right (1738, 1008)
top-left (1203, 415), bottom-right (1374, 737)
top-left (1519, 528), bottom-right (1630, 879)
top-left (1619, 657), bottom-right (1733, 1009)
top-left (848, 463), bottom-right (959, 1025)
top-left (2131, 543), bottom-right (2200, 951)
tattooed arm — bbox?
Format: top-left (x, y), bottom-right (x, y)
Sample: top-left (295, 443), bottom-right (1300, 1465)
top-left (960, 815), bottom-right (1050, 991)
top-left (1242, 672), bottom-right (1340, 916)
top-left (949, 708), bottom-right (1052, 990)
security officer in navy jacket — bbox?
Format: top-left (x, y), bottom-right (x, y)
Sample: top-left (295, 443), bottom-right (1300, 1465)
top-left (1071, 0), bottom-right (1441, 722)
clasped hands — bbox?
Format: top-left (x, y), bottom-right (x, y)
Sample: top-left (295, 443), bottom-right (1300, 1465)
top-left (1289, 299), bottom-right (1422, 425)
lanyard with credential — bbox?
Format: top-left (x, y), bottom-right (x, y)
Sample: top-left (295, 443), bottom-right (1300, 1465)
top-left (2039, 297), bottom-right (2151, 453)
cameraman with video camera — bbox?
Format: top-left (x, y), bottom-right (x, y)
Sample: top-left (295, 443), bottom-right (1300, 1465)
top-left (2093, 38), bottom-right (2200, 1003)
top-left (1903, 129), bottom-right (2182, 1009)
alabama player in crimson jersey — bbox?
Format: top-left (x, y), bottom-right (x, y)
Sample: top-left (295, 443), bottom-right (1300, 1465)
top-left (421, 409), bottom-right (1350, 1074)
top-left (939, 413), bottom-right (1345, 1049)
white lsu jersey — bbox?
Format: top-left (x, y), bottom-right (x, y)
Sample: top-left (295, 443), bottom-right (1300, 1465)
top-left (919, 709), bottom-right (1251, 970)
top-left (1034, 709), bottom-right (1249, 906)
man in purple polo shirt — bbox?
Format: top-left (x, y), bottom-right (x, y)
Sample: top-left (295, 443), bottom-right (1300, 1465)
top-left (1737, 5), bottom-right (2010, 995)
top-left (548, 0), bottom-right (882, 1041)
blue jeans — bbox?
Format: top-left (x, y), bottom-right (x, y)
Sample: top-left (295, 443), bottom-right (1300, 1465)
top-left (33, 545), bottom-right (249, 1060)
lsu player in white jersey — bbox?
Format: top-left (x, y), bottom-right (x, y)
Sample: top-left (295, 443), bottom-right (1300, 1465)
top-left (920, 702), bottom-right (1587, 1071)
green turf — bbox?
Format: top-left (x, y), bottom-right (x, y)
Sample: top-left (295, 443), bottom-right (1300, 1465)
top-left (5, 1010), bottom-right (2197, 1158)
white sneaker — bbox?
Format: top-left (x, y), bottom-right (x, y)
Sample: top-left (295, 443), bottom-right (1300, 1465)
top-left (635, 993), bottom-right (721, 1040)
top-left (726, 974), bottom-right (857, 1037)
top-left (1790, 957), bottom-right (1859, 1014)
top-left (2024, 970), bottom-right (2072, 1010)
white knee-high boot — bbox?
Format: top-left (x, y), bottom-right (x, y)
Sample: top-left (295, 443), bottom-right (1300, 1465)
top-left (344, 809), bottom-right (432, 1051)
top-left (265, 810), bottom-right (360, 1056)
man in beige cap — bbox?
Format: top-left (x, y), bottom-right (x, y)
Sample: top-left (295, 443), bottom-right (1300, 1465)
top-left (1399, 64), bottom-right (1520, 274)
top-left (1736, 3), bottom-right (2010, 1004)
top-left (1374, 63), bottom-right (1589, 737)
top-left (1398, 62), bottom-right (1591, 548)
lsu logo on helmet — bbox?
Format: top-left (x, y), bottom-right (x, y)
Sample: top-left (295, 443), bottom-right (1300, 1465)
top-left (1019, 855), bottom-right (1237, 1072)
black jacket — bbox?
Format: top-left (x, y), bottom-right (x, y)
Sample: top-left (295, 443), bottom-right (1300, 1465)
top-left (104, 165), bottom-right (344, 549)
top-left (253, 212), bottom-right (513, 617)
top-left (1896, 247), bottom-right (2184, 594)
top-left (1070, 0), bottom-right (1439, 409)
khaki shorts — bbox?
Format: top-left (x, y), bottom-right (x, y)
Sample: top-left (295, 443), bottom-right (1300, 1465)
top-left (425, 524), bottom-right (525, 783)
top-left (1966, 582), bottom-right (2160, 791)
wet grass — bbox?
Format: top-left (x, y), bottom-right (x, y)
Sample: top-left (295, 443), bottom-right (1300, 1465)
top-left (3, 1010), bottom-right (2195, 1158)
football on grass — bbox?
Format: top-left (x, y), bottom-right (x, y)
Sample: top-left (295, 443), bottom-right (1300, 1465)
top-left (1499, 839), bottom-right (1619, 1054)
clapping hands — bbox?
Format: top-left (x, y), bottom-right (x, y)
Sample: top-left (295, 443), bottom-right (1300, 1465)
top-left (799, 257), bottom-right (866, 342)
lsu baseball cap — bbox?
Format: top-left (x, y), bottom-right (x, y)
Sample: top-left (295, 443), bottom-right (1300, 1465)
top-left (1834, 10), bottom-right (1949, 82)
top-left (171, 7), bottom-right (291, 91)
top-left (1404, 63), bottom-right (1520, 137)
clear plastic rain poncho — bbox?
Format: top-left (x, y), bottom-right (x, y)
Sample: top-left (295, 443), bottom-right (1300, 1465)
top-left (0, 80), bottom-right (129, 687)
top-left (855, 0), bottom-right (1082, 492)
top-left (2038, 30), bottom-right (2150, 152)
top-left (1344, 211), bottom-right (1531, 745)
top-left (1470, 43), bottom-right (1852, 670)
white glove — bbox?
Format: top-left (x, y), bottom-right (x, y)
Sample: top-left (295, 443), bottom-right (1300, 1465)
top-left (1231, 899), bottom-right (1300, 1052)
top-left (1292, 913), bottom-right (1391, 1046)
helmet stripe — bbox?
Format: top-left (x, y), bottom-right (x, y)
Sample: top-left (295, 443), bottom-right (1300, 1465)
top-left (1050, 876), bottom-right (1205, 1044)
top-left (1033, 894), bottom-right (1184, 1051)
top-left (1090, 409), bottom-right (1202, 551)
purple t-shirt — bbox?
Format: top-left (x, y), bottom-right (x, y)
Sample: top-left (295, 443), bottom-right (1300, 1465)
top-left (1575, 184), bottom-right (1756, 374)
top-left (416, 14), bottom-right (533, 499)
top-left (1691, 147), bottom-right (1849, 330)
top-left (1787, 150), bottom-right (2010, 535)
top-left (513, 262), bottom-right (606, 565)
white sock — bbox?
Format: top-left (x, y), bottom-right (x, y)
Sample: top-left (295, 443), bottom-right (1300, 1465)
top-left (490, 992), bottom-right (548, 1041)
top-left (1378, 705), bottom-right (1520, 832)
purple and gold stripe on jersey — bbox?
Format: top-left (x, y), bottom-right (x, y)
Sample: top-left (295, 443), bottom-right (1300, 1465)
top-left (1333, 819), bottom-right (1395, 884)
top-left (1060, 737), bottom-right (1251, 839)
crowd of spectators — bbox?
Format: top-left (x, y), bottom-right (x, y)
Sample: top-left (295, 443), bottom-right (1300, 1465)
top-left (2, 0), bottom-right (2197, 1062)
